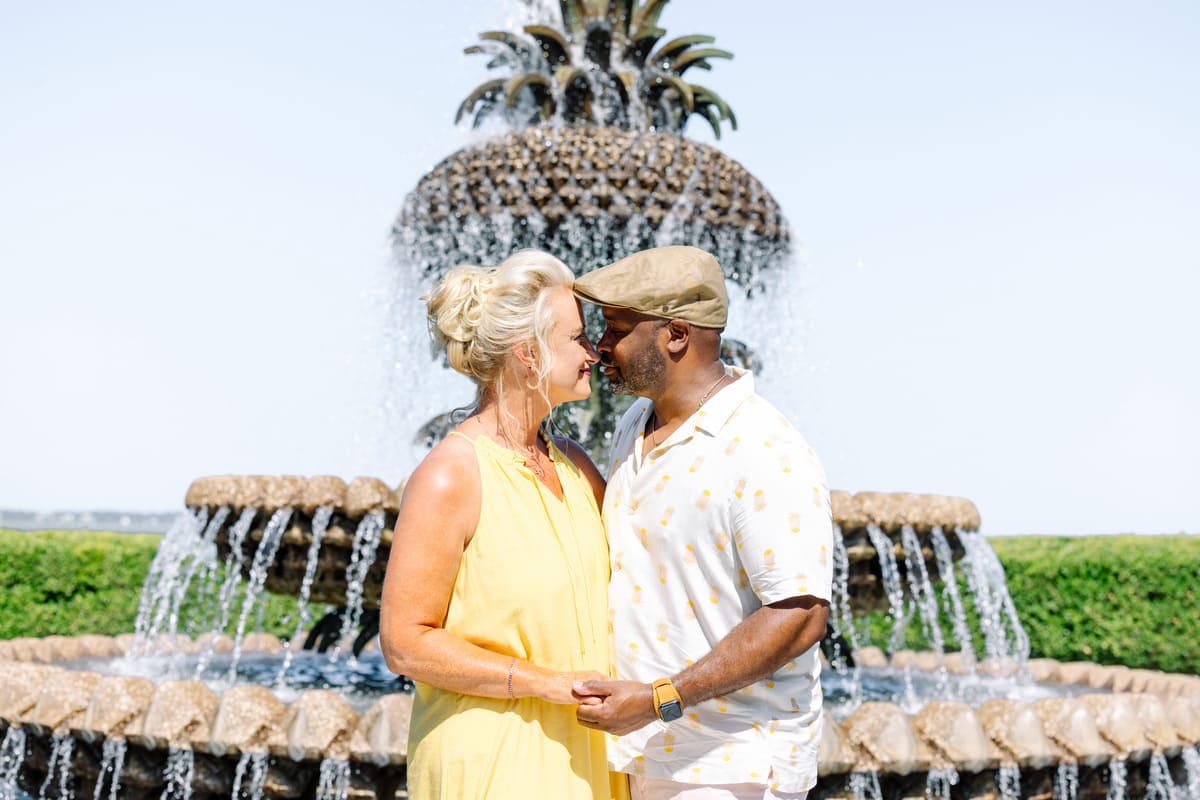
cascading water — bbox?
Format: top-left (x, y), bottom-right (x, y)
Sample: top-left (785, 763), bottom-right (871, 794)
top-left (1106, 758), bottom-right (1127, 800)
top-left (228, 508), bottom-right (294, 679)
top-left (36, 735), bottom-right (72, 800)
top-left (194, 506), bottom-right (257, 676)
top-left (274, 505), bottom-right (335, 687)
top-left (1145, 753), bottom-right (1174, 800)
top-left (931, 526), bottom-right (976, 667)
top-left (315, 759), bottom-right (350, 800)
top-left (91, 739), bottom-right (125, 800)
top-left (130, 512), bottom-right (207, 654)
top-left (332, 512), bottom-right (385, 664)
top-left (866, 524), bottom-right (909, 653)
top-left (160, 748), bottom-right (195, 800)
top-left (926, 766), bottom-right (959, 800)
top-left (1184, 746), bottom-right (1200, 800)
top-left (230, 752), bottom-right (268, 800)
top-left (1054, 763), bottom-right (1080, 800)
top-left (0, 728), bottom-right (26, 800)
top-left (962, 531), bottom-right (1031, 664)
top-left (848, 771), bottom-right (883, 800)
top-left (997, 763), bottom-right (1022, 800)
top-left (901, 525), bottom-right (945, 657)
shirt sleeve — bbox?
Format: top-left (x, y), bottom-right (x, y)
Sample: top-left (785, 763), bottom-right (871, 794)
top-left (730, 428), bottom-right (834, 606)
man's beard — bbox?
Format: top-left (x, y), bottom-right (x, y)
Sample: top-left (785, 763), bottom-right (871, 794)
top-left (606, 341), bottom-right (666, 396)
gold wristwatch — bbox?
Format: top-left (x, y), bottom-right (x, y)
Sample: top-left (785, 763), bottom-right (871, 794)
top-left (651, 677), bottom-right (684, 722)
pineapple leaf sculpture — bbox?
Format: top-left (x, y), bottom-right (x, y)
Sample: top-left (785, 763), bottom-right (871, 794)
top-left (456, 0), bottom-right (738, 140)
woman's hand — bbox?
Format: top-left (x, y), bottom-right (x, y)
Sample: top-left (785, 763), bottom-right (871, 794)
top-left (536, 669), bottom-right (610, 705)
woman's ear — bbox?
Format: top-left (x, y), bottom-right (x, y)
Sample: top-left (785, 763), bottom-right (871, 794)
top-left (512, 341), bottom-right (538, 371)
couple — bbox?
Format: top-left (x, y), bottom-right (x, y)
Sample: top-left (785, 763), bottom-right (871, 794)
top-left (379, 246), bottom-right (834, 800)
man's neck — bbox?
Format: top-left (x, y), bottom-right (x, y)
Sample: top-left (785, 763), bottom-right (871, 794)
top-left (649, 362), bottom-right (730, 426)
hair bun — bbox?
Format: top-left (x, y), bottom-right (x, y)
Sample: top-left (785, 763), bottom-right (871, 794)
top-left (428, 264), bottom-right (494, 339)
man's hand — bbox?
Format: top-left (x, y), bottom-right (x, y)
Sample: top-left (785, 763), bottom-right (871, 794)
top-left (572, 679), bottom-right (658, 736)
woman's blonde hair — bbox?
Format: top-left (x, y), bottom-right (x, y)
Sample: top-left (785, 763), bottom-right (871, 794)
top-left (426, 250), bottom-right (575, 410)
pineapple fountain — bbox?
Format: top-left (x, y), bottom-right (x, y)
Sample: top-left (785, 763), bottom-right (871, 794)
top-left (3, 2), bottom-right (1200, 799)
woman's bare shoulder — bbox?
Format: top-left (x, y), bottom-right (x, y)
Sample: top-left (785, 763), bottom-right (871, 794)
top-left (403, 432), bottom-right (480, 505)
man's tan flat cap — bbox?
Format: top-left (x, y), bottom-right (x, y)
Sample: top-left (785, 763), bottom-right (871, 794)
top-left (573, 245), bottom-right (729, 328)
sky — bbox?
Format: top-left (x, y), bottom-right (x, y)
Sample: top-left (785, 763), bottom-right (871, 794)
top-left (1, 1), bottom-right (1197, 536)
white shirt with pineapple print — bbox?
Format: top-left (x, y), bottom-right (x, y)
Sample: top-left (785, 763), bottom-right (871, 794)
top-left (603, 367), bottom-right (834, 794)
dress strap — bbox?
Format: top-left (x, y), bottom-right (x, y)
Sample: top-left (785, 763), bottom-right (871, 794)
top-left (446, 430), bottom-right (474, 443)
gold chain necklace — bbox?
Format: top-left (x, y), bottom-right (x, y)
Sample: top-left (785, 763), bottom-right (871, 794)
top-left (648, 371), bottom-right (727, 448)
top-left (522, 439), bottom-right (547, 479)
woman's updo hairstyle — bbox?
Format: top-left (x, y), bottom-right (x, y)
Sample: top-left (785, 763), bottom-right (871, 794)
top-left (426, 250), bottom-right (575, 396)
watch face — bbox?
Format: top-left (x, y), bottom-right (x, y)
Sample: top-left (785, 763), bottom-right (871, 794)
top-left (659, 700), bottom-right (683, 722)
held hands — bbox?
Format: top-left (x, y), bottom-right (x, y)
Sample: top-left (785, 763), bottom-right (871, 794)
top-left (572, 679), bottom-right (659, 736)
top-left (541, 670), bottom-right (610, 705)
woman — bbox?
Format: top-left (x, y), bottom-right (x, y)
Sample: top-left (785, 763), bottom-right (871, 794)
top-left (379, 250), bottom-right (617, 800)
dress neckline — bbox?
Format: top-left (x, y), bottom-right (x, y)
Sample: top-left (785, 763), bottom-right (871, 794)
top-left (452, 430), bottom-right (566, 502)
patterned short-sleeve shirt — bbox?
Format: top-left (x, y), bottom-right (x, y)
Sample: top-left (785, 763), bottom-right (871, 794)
top-left (604, 367), bottom-right (834, 793)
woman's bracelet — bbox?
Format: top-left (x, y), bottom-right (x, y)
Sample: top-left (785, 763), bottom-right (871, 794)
top-left (506, 658), bottom-right (516, 699)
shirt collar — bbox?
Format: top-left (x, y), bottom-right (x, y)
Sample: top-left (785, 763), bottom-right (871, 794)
top-left (692, 365), bottom-right (752, 436)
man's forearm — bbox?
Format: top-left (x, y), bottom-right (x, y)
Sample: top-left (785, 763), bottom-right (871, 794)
top-left (673, 597), bottom-right (828, 708)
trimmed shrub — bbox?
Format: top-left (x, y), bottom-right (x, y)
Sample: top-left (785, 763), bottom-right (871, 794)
top-left (0, 529), bottom-right (298, 640)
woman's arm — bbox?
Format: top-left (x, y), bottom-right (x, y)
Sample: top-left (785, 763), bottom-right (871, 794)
top-left (378, 438), bottom-right (599, 703)
top-left (553, 436), bottom-right (607, 507)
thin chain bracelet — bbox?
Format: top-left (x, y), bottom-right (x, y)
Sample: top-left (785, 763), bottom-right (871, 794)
top-left (506, 658), bottom-right (516, 698)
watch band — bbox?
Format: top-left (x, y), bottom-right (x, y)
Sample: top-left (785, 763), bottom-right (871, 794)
top-left (651, 677), bottom-right (684, 722)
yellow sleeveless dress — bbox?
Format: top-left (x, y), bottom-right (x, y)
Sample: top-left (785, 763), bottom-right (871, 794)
top-left (407, 433), bottom-right (615, 800)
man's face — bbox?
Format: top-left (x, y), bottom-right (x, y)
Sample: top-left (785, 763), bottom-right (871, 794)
top-left (595, 307), bottom-right (668, 396)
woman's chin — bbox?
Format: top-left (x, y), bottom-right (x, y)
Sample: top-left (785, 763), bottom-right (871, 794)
top-left (550, 387), bottom-right (591, 407)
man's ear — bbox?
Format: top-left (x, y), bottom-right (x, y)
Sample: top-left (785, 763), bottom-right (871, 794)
top-left (664, 320), bottom-right (691, 354)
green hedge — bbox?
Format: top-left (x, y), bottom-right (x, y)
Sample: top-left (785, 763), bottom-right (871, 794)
top-left (991, 535), bottom-right (1200, 674)
top-left (0, 529), bottom-right (297, 641)
top-left (856, 534), bottom-right (1200, 675)
top-left (2, 530), bottom-right (1197, 674)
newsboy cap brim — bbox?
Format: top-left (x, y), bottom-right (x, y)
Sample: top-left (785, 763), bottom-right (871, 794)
top-left (573, 245), bottom-right (729, 328)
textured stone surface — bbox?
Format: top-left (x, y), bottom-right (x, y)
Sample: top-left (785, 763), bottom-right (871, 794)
top-left (344, 477), bottom-right (394, 518)
top-left (264, 475), bottom-right (307, 510)
top-left (197, 685), bottom-right (286, 757)
top-left (1079, 693), bottom-right (1152, 760)
top-left (816, 709), bottom-right (856, 776)
top-left (1033, 698), bottom-right (1114, 766)
top-left (977, 699), bottom-right (1062, 769)
top-left (912, 701), bottom-right (1001, 772)
top-left (134, 680), bottom-right (218, 749)
top-left (853, 647), bottom-right (888, 669)
top-left (232, 476), bottom-right (270, 511)
top-left (843, 702), bottom-right (930, 775)
top-left (80, 676), bottom-right (156, 740)
top-left (396, 125), bottom-right (789, 287)
top-left (350, 694), bottom-right (414, 766)
top-left (24, 670), bottom-right (101, 733)
top-left (0, 663), bottom-right (62, 718)
top-left (1129, 693), bottom-right (1181, 753)
top-left (300, 476), bottom-right (348, 515)
top-left (268, 689), bottom-right (359, 761)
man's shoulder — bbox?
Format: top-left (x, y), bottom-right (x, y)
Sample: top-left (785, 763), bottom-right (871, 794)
top-left (613, 397), bottom-right (653, 438)
top-left (726, 391), bottom-right (809, 443)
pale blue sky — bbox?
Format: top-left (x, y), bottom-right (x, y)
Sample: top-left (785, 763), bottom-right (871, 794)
top-left (1, 1), bottom-right (1197, 535)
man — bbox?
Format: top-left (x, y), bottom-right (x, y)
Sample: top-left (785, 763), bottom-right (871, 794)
top-left (571, 245), bottom-right (834, 800)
